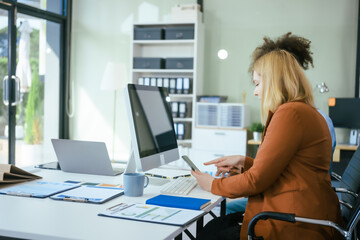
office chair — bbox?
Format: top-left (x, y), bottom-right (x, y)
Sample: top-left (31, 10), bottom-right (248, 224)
top-left (246, 147), bottom-right (360, 240)
top-left (332, 147), bottom-right (360, 224)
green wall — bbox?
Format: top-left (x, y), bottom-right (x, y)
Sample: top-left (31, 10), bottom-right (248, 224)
top-left (70, 0), bottom-right (358, 160)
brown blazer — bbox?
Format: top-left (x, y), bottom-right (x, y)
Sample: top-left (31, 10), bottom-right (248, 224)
top-left (211, 102), bottom-right (343, 239)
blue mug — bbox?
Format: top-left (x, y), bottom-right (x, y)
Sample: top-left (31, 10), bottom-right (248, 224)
top-left (123, 173), bottom-right (149, 197)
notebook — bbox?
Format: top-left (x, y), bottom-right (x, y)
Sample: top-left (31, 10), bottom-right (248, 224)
top-left (51, 139), bottom-right (124, 176)
top-left (146, 194), bottom-right (211, 210)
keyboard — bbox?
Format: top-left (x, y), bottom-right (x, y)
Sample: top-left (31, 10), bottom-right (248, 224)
top-left (160, 177), bottom-right (197, 195)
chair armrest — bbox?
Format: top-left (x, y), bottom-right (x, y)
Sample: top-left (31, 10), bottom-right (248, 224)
top-left (333, 188), bottom-right (358, 199)
top-left (339, 200), bottom-right (353, 210)
top-left (247, 212), bottom-right (347, 240)
top-left (247, 212), bottom-right (295, 239)
top-left (331, 172), bottom-right (342, 182)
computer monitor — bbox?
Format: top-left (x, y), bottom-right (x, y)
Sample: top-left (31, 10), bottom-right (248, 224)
top-left (328, 98), bottom-right (360, 129)
top-left (124, 84), bottom-right (179, 173)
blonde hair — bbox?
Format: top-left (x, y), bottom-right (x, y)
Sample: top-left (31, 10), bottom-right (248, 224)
top-left (253, 50), bottom-right (314, 122)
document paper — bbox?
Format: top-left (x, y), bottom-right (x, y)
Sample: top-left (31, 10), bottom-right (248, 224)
top-left (99, 202), bottom-right (204, 226)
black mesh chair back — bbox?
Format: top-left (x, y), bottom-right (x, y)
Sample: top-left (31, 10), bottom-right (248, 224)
top-left (345, 194), bottom-right (360, 238)
top-left (340, 148), bottom-right (360, 224)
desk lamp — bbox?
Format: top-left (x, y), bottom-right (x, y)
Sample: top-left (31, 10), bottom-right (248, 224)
top-left (101, 62), bottom-right (128, 162)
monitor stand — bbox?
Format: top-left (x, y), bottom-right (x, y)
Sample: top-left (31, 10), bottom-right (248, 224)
top-left (124, 150), bottom-right (139, 173)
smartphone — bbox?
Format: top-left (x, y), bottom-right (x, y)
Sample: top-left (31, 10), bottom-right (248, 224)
top-left (182, 155), bottom-right (200, 171)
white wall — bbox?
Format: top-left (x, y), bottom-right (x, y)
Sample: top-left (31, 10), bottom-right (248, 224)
top-left (70, 0), bottom-right (358, 160)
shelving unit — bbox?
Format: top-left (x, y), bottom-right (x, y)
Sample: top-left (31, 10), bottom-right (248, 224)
top-left (130, 21), bottom-right (204, 148)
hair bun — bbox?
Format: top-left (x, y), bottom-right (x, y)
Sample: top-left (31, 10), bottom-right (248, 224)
top-left (251, 32), bottom-right (314, 71)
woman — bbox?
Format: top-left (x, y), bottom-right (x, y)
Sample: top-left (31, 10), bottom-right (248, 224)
top-left (192, 33), bottom-right (343, 239)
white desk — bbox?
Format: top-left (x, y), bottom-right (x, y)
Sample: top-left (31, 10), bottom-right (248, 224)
top-left (0, 167), bottom-right (224, 240)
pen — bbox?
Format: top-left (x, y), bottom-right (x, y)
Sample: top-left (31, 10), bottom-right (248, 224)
top-left (145, 173), bottom-right (170, 179)
top-left (6, 192), bottom-right (32, 197)
top-left (63, 196), bottom-right (88, 202)
top-left (172, 174), bottom-right (191, 179)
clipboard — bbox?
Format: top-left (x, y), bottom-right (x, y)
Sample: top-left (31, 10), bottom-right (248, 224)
top-left (0, 181), bottom-right (80, 198)
top-left (50, 185), bottom-right (124, 204)
top-left (99, 202), bottom-right (204, 226)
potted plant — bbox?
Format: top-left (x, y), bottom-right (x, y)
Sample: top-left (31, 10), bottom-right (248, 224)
top-left (249, 122), bottom-right (264, 141)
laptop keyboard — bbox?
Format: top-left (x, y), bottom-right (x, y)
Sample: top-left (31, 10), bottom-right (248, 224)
top-left (113, 168), bottom-right (124, 175)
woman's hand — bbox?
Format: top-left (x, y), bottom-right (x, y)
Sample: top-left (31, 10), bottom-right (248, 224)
top-left (204, 155), bottom-right (246, 177)
top-left (191, 170), bottom-right (214, 192)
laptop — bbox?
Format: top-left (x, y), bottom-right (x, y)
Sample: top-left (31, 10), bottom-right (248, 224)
top-left (51, 139), bottom-right (124, 176)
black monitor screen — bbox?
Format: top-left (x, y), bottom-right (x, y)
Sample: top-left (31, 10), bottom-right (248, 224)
top-left (127, 84), bottom-right (178, 158)
top-left (329, 98), bottom-right (360, 129)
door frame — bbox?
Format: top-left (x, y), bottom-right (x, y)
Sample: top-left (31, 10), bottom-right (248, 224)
top-left (0, 0), bottom-right (71, 165)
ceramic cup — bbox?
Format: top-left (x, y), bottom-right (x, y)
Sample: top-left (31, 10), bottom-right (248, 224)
top-left (123, 173), bottom-right (149, 197)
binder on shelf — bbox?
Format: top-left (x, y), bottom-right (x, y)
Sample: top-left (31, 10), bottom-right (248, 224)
top-left (172, 102), bottom-right (179, 118)
top-left (179, 102), bottom-right (187, 118)
top-left (183, 78), bottom-right (191, 94)
top-left (150, 77), bottom-right (157, 86)
top-left (163, 78), bottom-right (170, 89)
top-left (138, 77), bottom-right (144, 85)
top-left (144, 77), bottom-right (150, 86)
top-left (177, 123), bottom-right (185, 140)
top-left (174, 123), bottom-right (178, 135)
top-left (169, 78), bottom-right (176, 94)
top-left (176, 78), bottom-right (183, 94)
top-left (146, 194), bottom-right (211, 210)
top-left (156, 78), bottom-right (163, 87)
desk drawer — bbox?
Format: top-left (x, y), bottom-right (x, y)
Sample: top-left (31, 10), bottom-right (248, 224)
top-left (193, 128), bottom-right (247, 153)
top-left (190, 149), bottom-right (246, 173)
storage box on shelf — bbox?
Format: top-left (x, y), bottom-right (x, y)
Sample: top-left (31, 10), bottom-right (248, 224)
top-left (131, 21), bottom-right (204, 148)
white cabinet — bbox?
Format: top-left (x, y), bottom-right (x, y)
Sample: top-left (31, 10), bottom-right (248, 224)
top-left (131, 21), bottom-right (204, 148)
top-left (190, 128), bottom-right (248, 172)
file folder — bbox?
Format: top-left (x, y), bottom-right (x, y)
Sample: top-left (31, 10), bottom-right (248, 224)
top-left (150, 77), bottom-right (157, 86)
top-left (176, 78), bottom-right (183, 94)
top-left (179, 102), bottom-right (187, 118)
top-left (169, 78), bottom-right (176, 94)
top-left (138, 77), bottom-right (144, 85)
top-left (183, 78), bottom-right (191, 94)
top-left (177, 123), bottom-right (185, 140)
top-left (156, 78), bottom-right (163, 87)
top-left (0, 164), bottom-right (41, 184)
top-left (172, 102), bottom-right (179, 118)
top-left (144, 77), bottom-right (150, 86)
